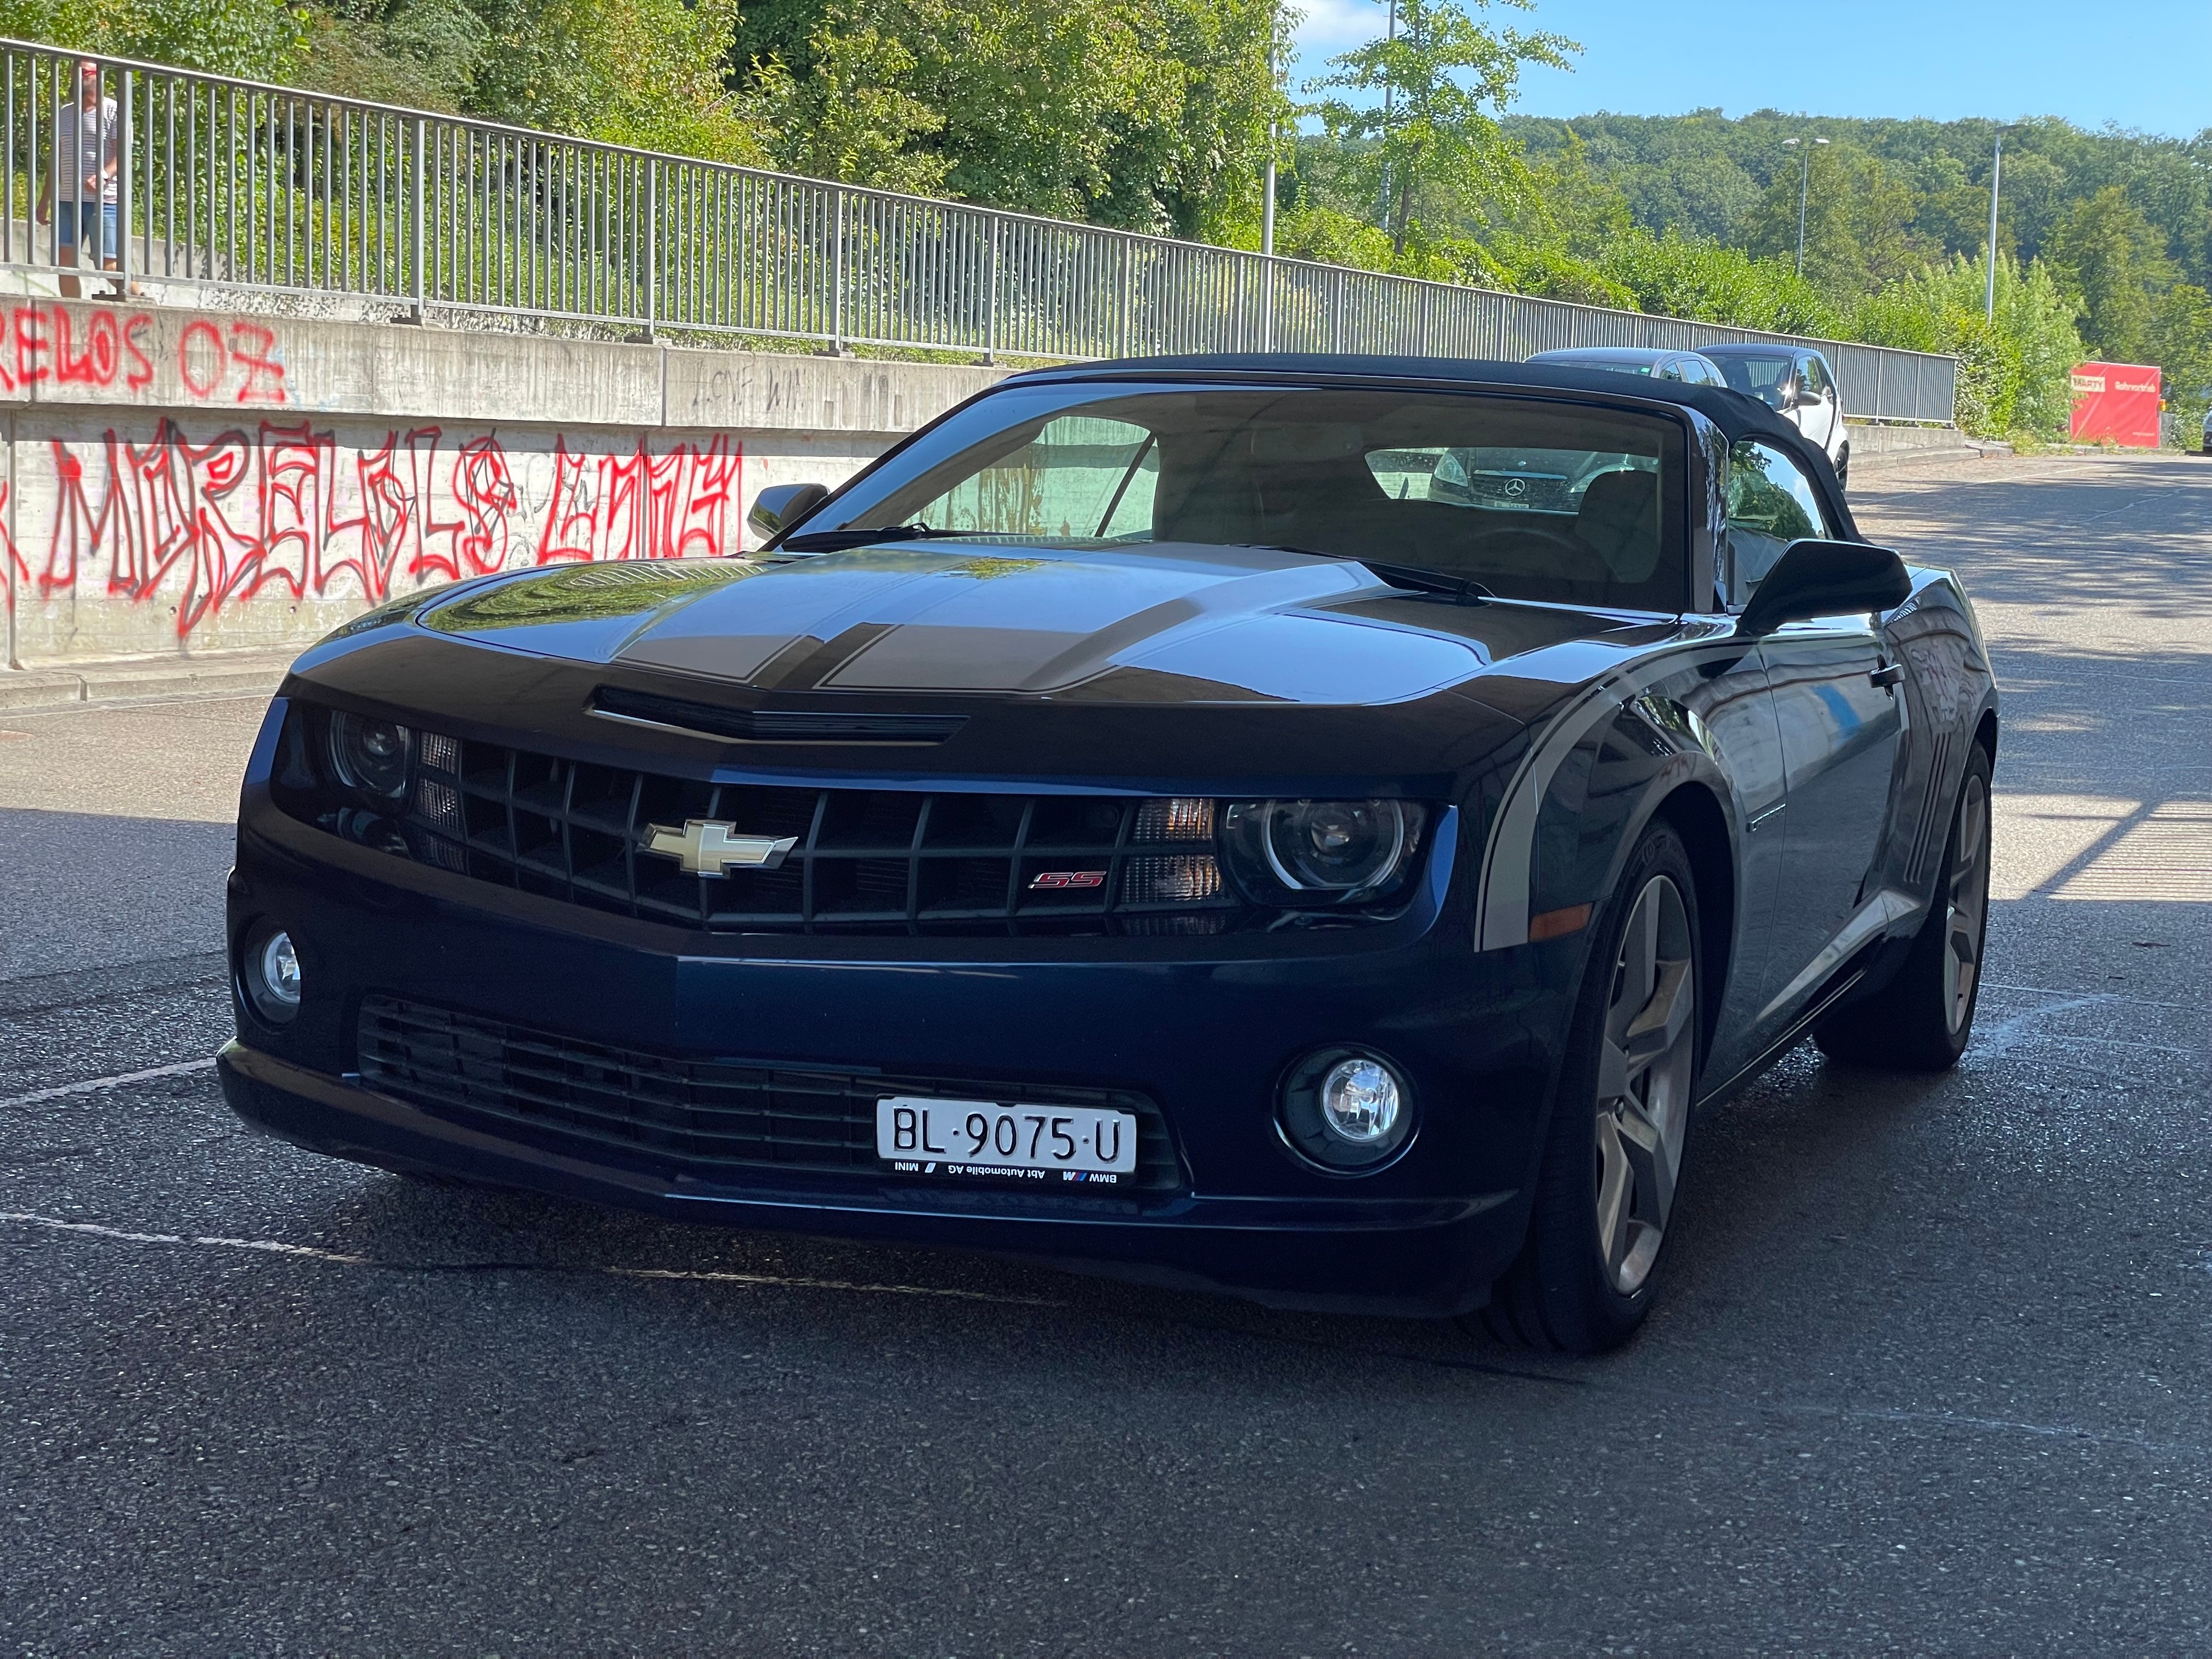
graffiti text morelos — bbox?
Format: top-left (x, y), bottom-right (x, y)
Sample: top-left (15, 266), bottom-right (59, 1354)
top-left (8, 420), bottom-right (744, 640)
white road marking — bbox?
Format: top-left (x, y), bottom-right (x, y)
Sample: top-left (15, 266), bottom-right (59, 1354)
top-left (0, 1210), bottom-right (1064, 1307)
top-left (0, 1211), bottom-right (373, 1264)
top-left (0, 1057), bottom-right (218, 1110)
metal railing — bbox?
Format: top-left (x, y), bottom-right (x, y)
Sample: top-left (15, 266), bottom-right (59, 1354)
top-left (0, 40), bottom-right (1955, 424)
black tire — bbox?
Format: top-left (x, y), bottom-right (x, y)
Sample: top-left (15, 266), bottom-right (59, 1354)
top-left (1478, 821), bottom-right (1703, 1355)
top-left (1814, 743), bottom-right (1993, 1071)
top-left (1834, 446), bottom-right (1851, 492)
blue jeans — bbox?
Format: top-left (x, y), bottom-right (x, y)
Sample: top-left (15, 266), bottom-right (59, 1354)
top-left (57, 202), bottom-right (116, 260)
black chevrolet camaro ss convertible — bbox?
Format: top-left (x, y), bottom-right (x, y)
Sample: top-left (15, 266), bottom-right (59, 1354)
top-left (220, 355), bottom-right (1997, 1352)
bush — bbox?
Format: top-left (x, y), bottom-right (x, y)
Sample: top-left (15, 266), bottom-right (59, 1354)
top-left (1851, 253), bottom-right (2084, 437)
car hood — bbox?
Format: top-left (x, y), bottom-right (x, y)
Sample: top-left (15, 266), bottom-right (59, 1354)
top-left (411, 541), bottom-right (1630, 707)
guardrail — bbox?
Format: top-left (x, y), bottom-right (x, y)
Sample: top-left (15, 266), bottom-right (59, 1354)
top-left (0, 40), bottom-right (1955, 424)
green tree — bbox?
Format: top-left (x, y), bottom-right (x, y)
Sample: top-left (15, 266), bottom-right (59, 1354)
top-left (1851, 252), bottom-right (2084, 436)
top-left (757, 0), bottom-right (1282, 235)
top-left (2046, 184), bottom-right (2175, 362)
top-left (1599, 229), bottom-right (1837, 335)
top-left (460, 0), bottom-right (763, 161)
top-left (1306, 0), bottom-right (1575, 256)
top-left (1742, 141), bottom-right (1929, 299)
top-left (2148, 282), bottom-right (2212, 437)
top-left (0, 0), bottom-right (310, 78)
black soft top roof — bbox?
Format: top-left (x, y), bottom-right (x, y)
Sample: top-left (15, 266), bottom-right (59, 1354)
top-left (1003, 352), bottom-right (1858, 537)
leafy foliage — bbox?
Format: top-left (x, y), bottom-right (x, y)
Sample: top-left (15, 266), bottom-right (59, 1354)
top-left (1304, 0), bottom-right (1572, 256)
top-left (0, 0), bottom-right (311, 79)
top-left (1848, 254), bottom-right (2085, 436)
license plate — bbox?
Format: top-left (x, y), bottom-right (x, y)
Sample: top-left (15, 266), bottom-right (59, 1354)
top-left (876, 1096), bottom-right (1138, 1187)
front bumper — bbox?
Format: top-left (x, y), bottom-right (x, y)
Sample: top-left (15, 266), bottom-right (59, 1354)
top-left (226, 762), bottom-right (1585, 1319)
top-left (222, 1042), bottom-right (1524, 1316)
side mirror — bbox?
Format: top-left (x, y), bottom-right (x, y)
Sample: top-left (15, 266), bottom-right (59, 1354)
top-left (1737, 538), bottom-right (1910, 635)
top-left (747, 482), bottom-right (831, 543)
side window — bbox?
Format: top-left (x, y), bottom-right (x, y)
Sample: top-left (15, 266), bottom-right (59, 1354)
top-left (900, 415), bottom-right (1155, 538)
top-left (1658, 359), bottom-right (1686, 381)
top-left (1724, 439), bottom-right (1832, 603)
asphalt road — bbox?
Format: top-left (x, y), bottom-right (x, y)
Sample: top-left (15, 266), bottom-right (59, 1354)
top-left (3, 452), bottom-right (2208, 1658)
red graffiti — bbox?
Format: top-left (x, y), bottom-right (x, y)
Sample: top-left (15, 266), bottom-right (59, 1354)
top-left (176, 319), bottom-right (227, 399)
top-left (0, 303), bottom-right (279, 402)
top-left (223, 321), bottom-right (288, 404)
top-left (27, 422), bottom-right (742, 641)
top-left (535, 432), bottom-right (740, 565)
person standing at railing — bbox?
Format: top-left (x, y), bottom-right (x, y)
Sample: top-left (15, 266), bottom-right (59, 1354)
top-left (35, 59), bottom-right (120, 301)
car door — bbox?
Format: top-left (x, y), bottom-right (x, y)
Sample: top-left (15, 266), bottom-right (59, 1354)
top-left (1795, 354), bottom-right (1837, 453)
top-left (1725, 439), bottom-right (1903, 1019)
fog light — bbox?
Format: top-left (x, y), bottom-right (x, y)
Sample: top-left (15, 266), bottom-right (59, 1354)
top-left (1277, 1048), bottom-right (1414, 1172)
top-left (242, 928), bottom-right (302, 1025)
top-left (1319, 1057), bottom-right (1400, 1144)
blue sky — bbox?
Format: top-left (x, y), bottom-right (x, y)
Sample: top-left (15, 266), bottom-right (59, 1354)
top-left (1290, 0), bottom-right (2211, 139)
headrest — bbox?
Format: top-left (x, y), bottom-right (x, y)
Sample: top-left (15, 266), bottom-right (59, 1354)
top-left (1576, 469), bottom-right (1660, 579)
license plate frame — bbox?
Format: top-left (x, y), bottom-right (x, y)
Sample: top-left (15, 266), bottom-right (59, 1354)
top-left (875, 1096), bottom-right (1139, 1188)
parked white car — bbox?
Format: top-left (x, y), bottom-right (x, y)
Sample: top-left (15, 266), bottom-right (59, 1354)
top-left (1525, 346), bottom-right (1730, 386)
top-left (1700, 345), bottom-right (1852, 488)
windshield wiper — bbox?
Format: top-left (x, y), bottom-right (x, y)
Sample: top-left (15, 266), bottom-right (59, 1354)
top-left (1249, 545), bottom-right (1491, 603)
top-left (777, 524), bottom-right (1006, 554)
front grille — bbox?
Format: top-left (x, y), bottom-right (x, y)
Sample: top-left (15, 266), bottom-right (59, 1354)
top-left (387, 729), bottom-right (1234, 937)
top-left (357, 996), bottom-right (1183, 1192)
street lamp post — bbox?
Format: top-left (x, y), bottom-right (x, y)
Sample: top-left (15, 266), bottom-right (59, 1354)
top-left (1780, 136), bottom-right (1831, 278)
top-left (1377, 0), bottom-right (1397, 229)
top-left (1262, 35), bottom-right (1278, 257)
top-left (1984, 129), bottom-right (2005, 323)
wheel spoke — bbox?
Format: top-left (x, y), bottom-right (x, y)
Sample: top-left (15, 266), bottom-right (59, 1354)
top-left (1605, 885), bottom-right (1661, 1048)
top-left (1597, 1035), bottom-right (1632, 1102)
top-left (1593, 1109), bottom-right (1633, 1278)
top-left (1613, 1098), bottom-right (1676, 1232)
top-left (1622, 957), bottom-right (1694, 1063)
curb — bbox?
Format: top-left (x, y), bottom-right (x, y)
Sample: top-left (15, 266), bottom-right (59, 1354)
top-left (0, 651), bottom-right (294, 714)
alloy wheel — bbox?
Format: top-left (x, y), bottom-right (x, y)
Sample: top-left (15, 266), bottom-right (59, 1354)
top-left (1945, 772), bottom-right (1991, 1035)
top-left (1593, 874), bottom-right (1697, 1295)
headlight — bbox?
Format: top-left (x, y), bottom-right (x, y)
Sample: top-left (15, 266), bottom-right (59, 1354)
top-left (1221, 799), bottom-right (1422, 903)
top-left (327, 710), bottom-right (413, 803)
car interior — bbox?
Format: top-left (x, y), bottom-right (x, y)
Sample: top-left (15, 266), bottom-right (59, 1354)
top-left (851, 389), bottom-right (1691, 614)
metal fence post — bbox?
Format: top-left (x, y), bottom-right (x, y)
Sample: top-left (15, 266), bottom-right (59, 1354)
top-left (116, 67), bottom-right (132, 294)
top-left (1120, 236), bottom-right (1135, 357)
top-left (830, 187), bottom-right (847, 354)
top-left (984, 213), bottom-right (999, 365)
top-left (409, 116), bottom-right (426, 321)
top-left (644, 156), bottom-right (659, 340)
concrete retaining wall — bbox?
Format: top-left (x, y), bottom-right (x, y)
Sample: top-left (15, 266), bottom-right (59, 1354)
top-left (0, 300), bottom-right (1007, 667)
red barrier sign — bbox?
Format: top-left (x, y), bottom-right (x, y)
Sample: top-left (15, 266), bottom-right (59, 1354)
top-left (2070, 361), bottom-right (2162, 448)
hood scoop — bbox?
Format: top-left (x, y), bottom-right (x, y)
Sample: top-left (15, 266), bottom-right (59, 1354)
top-left (590, 686), bottom-right (967, 746)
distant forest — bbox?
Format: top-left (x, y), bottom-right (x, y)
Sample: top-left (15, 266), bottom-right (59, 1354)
top-left (1507, 110), bottom-right (2209, 294)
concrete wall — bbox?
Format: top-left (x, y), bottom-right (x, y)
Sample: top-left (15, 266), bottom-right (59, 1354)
top-left (0, 300), bottom-right (1008, 666)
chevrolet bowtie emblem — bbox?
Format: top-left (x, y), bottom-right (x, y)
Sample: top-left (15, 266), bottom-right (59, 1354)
top-left (641, 820), bottom-right (798, 877)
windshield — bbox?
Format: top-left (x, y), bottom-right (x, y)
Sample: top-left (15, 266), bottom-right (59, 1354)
top-left (1713, 354), bottom-right (1793, 398)
top-left (1545, 357), bottom-right (1655, 375)
top-left (816, 383), bottom-right (1688, 612)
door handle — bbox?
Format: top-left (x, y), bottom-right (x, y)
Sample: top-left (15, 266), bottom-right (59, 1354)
top-left (1869, 663), bottom-right (1904, 690)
